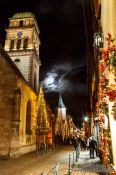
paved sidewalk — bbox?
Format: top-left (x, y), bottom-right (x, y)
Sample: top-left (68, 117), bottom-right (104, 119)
top-left (72, 150), bottom-right (114, 175)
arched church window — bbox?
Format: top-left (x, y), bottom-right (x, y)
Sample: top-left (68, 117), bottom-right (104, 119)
top-left (26, 100), bottom-right (32, 135)
top-left (10, 40), bottom-right (14, 50)
top-left (19, 20), bottom-right (23, 27)
top-left (23, 38), bottom-right (28, 49)
top-left (16, 39), bottom-right (21, 49)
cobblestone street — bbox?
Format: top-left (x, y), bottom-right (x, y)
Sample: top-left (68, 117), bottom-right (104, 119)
top-left (0, 145), bottom-right (114, 175)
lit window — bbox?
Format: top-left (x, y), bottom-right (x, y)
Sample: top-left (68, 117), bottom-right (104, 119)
top-left (26, 20), bottom-right (29, 26)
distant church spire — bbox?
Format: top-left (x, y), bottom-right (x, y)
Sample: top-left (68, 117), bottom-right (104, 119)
top-left (58, 93), bottom-right (65, 108)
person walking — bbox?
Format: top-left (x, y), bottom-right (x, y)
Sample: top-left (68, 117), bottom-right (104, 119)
top-left (72, 136), bottom-right (78, 150)
top-left (89, 136), bottom-right (97, 158)
top-left (85, 137), bottom-right (90, 150)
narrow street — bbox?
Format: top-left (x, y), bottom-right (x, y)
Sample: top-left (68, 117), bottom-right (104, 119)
top-left (0, 145), bottom-right (114, 175)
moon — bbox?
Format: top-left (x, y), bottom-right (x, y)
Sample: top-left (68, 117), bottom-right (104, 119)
top-left (45, 74), bottom-right (55, 85)
top-left (42, 72), bottom-right (59, 91)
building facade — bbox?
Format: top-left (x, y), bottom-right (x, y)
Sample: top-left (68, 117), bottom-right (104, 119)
top-left (92, 0), bottom-right (116, 169)
top-left (99, 1), bottom-right (116, 169)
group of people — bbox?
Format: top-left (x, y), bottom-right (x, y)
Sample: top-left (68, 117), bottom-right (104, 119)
top-left (71, 135), bottom-right (98, 159)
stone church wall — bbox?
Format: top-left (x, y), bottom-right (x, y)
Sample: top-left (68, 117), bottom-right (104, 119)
top-left (0, 45), bottom-right (18, 157)
top-left (0, 45), bottom-right (37, 158)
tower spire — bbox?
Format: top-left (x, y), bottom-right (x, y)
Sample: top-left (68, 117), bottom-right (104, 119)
top-left (58, 93), bottom-right (65, 108)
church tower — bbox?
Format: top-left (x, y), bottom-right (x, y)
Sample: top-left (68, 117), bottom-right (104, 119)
top-left (55, 93), bottom-right (67, 139)
top-left (57, 93), bottom-right (66, 120)
top-left (4, 12), bottom-right (41, 92)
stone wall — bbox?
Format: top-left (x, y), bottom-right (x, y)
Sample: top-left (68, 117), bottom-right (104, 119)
top-left (0, 45), bottom-right (37, 158)
top-left (0, 45), bottom-right (18, 157)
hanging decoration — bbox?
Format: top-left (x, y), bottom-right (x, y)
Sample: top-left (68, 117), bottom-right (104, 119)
top-left (95, 33), bottom-right (116, 165)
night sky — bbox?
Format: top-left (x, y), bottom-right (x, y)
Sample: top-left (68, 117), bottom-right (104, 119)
top-left (0, 0), bottom-right (93, 127)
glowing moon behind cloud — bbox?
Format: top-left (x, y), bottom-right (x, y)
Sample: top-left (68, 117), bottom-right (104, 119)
top-left (43, 72), bottom-right (59, 91)
top-left (45, 74), bottom-right (55, 85)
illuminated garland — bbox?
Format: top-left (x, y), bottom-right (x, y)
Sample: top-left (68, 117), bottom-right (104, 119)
top-left (96, 33), bottom-right (116, 165)
top-left (105, 85), bottom-right (116, 102)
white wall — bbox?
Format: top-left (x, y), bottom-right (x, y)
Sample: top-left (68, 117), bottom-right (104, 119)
top-left (101, 0), bottom-right (116, 45)
top-left (101, 0), bottom-right (116, 168)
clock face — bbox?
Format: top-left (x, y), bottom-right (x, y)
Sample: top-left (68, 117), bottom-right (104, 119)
top-left (17, 32), bottom-right (23, 38)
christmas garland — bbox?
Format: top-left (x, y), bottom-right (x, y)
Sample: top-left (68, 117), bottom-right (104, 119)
top-left (95, 33), bottom-right (116, 165)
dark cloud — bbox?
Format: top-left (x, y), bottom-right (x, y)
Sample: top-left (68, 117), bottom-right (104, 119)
top-left (41, 61), bottom-right (87, 96)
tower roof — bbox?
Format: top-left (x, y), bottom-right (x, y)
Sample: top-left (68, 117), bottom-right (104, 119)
top-left (12, 12), bottom-right (35, 19)
top-left (10, 12), bottom-right (39, 34)
top-left (58, 93), bottom-right (66, 108)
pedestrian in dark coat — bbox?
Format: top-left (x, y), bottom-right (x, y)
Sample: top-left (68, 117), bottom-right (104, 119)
top-left (72, 136), bottom-right (78, 150)
top-left (89, 136), bottom-right (97, 158)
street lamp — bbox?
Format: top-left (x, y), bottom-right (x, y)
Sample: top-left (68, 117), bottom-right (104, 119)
top-left (94, 32), bottom-right (103, 48)
top-left (84, 116), bottom-right (88, 122)
top-left (83, 116), bottom-right (90, 137)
